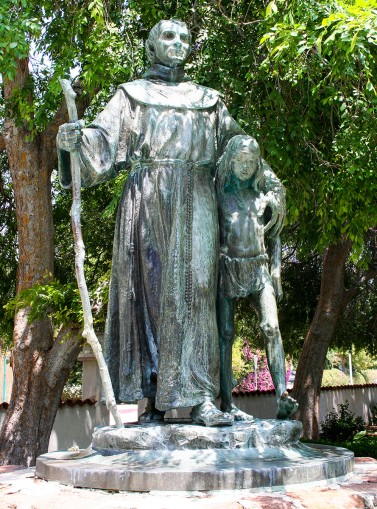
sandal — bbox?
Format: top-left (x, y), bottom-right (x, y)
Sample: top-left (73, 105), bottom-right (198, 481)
top-left (229, 404), bottom-right (254, 422)
top-left (191, 400), bottom-right (234, 427)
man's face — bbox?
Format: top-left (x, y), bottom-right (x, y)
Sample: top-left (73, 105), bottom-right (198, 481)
top-left (154, 21), bottom-right (190, 68)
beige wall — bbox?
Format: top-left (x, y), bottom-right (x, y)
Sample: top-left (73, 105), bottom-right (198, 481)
top-left (232, 385), bottom-right (377, 424)
top-left (0, 402), bottom-right (110, 452)
top-left (0, 385), bottom-right (376, 452)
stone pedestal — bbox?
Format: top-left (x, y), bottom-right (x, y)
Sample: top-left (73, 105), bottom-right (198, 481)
top-left (36, 419), bottom-right (353, 492)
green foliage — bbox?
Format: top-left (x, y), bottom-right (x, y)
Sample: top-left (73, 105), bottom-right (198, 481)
top-left (3, 275), bottom-right (110, 349)
top-left (321, 368), bottom-right (350, 387)
top-left (0, 154), bottom-right (17, 345)
top-left (232, 336), bottom-right (246, 381)
top-left (278, 251), bottom-right (321, 357)
top-left (62, 359), bottom-right (83, 401)
top-left (302, 433), bottom-right (377, 459)
top-left (0, 1), bottom-right (40, 81)
top-left (333, 286), bottom-right (377, 356)
top-left (353, 371), bottom-right (367, 384)
top-left (364, 370), bottom-right (377, 383)
top-left (4, 280), bottom-right (83, 331)
top-left (370, 404), bottom-right (377, 425)
top-left (234, 298), bottom-right (263, 349)
top-left (345, 433), bottom-right (377, 459)
top-left (65, 359), bottom-right (83, 387)
top-left (258, 0), bottom-right (377, 255)
top-left (102, 171), bottom-right (129, 219)
top-left (320, 400), bottom-right (365, 441)
top-left (0, 1), bottom-right (145, 136)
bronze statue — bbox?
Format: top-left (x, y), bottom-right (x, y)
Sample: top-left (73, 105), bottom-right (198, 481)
top-left (57, 20), bottom-right (288, 426)
top-left (216, 135), bottom-right (298, 419)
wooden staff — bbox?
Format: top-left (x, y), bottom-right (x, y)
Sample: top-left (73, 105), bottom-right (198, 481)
top-left (60, 79), bottom-right (123, 428)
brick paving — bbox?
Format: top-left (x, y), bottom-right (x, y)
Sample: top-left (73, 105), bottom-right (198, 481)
top-left (0, 457), bottom-right (376, 509)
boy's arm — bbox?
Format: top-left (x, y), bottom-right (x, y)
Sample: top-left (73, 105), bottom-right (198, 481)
top-left (259, 159), bottom-right (286, 238)
top-left (268, 235), bottom-right (283, 302)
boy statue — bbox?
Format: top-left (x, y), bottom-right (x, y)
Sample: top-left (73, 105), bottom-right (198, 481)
top-left (216, 135), bottom-right (298, 420)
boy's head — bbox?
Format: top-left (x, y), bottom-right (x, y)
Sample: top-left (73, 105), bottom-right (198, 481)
top-left (217, 135), bottom-right (262, 192)
top-left (231, 137), bottom-right (260, 181)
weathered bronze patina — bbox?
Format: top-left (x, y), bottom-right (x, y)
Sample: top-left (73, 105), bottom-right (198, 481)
top-left (216, 135), bottom-right (298, 419)
top-left (57, 20), bottom-right (288, 425)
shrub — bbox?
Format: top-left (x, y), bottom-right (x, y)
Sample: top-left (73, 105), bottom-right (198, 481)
top-left (352, 371), bottom-right (366, 385)
top-left (370, 403), bottom-right (377, 425)
top-left (61, 384), bottom-right (83, 401)
top-left (302, 434), bottom-right (377, 459)
top-left (232, 341), bottom-right (292, 393)
top-left (321, 368), bottom-right (349, 387)
top-left (364, 369), bottom-right (377, 383)
top-left (346, 435), bottom-right (377, 459)
top-left (232, 336), bottom-right (247, 381)
top-left (320, 400), bottom-right (365, 442)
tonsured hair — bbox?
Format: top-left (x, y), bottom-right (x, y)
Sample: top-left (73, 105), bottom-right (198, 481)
top-left (145, 19), bottom-right (192, 64)
top-left (216, 135), bottom-right (263, 195)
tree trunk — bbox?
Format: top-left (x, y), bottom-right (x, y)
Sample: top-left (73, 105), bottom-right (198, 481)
top-left (0, 60), bottom-right (83, 466)
top-left (291, 239), bottom-right (352, 439)
top-left (0, 323), bottom-right (82, 466)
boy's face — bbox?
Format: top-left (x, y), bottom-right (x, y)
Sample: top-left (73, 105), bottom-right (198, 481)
top-left (232, 148), bottom-right (259, 181)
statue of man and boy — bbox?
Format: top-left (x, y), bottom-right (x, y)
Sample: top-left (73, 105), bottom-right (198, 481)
top-left (57, 19), bottom-right (298, 426)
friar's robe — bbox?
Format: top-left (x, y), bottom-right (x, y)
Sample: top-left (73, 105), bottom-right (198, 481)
top-left (59, 78), bottom-right (243, 410)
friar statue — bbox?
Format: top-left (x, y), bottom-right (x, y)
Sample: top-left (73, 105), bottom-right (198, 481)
top-left (56, 20), bottom-right (284, 426)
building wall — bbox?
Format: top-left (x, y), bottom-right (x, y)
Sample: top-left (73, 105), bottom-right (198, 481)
top-left (0, 402), bottom-right (110, 452)
top-left (0, 385), bottom-right (376, 452)
top-left (233, 384), bottom-right (377, 423)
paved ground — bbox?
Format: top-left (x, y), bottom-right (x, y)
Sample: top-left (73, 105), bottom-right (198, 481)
top-left (0, 457), bottom-right (376, 509)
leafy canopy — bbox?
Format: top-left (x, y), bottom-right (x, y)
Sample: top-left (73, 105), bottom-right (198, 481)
top-left (258, 0), bottom-right (377, 255)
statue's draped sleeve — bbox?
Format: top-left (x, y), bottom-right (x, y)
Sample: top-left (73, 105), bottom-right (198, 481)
top-left (216, 99), bottom-right (245, 156)
top-left (58, 89), bottom-right (131, 188)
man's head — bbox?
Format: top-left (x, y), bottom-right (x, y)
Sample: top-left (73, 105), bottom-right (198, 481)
top-left (146, 19), bottom-right (191, 67)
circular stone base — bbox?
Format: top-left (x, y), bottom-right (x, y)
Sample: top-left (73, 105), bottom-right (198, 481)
top-left (36, 421), bottom-right (354, 492)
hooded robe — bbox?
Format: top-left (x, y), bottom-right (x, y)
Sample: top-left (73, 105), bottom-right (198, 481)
top-left (59, 75), bottom-right (243, 410)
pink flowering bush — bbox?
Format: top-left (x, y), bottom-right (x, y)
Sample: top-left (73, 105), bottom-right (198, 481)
top-left (233, 341), bottom-right (292, 393)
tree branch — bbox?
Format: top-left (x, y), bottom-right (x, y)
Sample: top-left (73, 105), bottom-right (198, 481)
top-left (343, 266), bottom-right (377, 308)
top-left (45, 325), bottom-right (83, 390)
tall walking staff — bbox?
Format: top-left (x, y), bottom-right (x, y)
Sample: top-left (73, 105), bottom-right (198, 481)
top-left (60, 79), bottom-right (123, 428)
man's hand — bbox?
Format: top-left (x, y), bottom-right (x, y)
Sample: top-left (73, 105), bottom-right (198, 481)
top-left (257, 191), bottom-right (284, 236)
top-left (57, 121), bottom-right (83, 152)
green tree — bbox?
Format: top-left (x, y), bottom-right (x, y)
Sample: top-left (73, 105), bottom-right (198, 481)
top-left (0, 0), bottom-right (144, 465)
top-left (2, 0), bottom-right (377, 463)
top-left (256, 0), bottom-right (377, 438)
